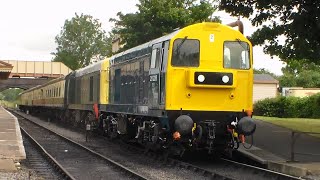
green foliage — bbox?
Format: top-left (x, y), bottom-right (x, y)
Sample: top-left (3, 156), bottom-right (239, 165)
top-left (282, 59), bottom-right (320, 75)
top-left (278, 74), bottom-right (297, 87)
top-left (254, 93), bottom-right (320, 118)
top-left (111, 0), bottom-right (219, 51)
top-left (295, 70), bottom-right (320, 88)
top-left (0, 88), bottom-right (23, 102)
top-left (0, 93), bottom-right (4, 100)
top-left (279, 70), bottom-right (320, 88)
top-left (253, 68), bottom-right (278, 79)
top-left (53, 13), bottom-right (112, 70)
top-left (219, 1), bottom-right (320, 64)
top-left (278, 59), bottom-right (320, 88)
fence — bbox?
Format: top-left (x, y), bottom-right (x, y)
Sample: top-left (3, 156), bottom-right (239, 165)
top-left (289, 131), bottom-right (320, 162)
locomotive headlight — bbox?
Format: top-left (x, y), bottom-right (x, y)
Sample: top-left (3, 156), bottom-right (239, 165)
top-left (222, 75), bottom-right (230, 83)
top-left (197, 74), bottom-right (205, 82)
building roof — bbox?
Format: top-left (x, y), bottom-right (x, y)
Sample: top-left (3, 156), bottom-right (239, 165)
top-left (254, 74), bottom-right (279, 84)
top-left (0, 61), bottom-right (13, 80)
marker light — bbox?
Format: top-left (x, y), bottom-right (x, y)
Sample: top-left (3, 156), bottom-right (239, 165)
top-left (197, 74), bottom-right (205, 82)
top-left (173, 131), bottom-right (181, 140)
top-left (222, 75), bottom-right (230, 83)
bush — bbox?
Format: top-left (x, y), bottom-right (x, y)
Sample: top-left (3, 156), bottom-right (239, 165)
top-left (253, 93), bottom-right (320, 118)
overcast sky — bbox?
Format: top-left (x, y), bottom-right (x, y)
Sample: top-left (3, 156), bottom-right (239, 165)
top-left (0, 0), bottom-right (284, 75)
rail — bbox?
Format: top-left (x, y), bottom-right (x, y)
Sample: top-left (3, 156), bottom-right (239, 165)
top-left (289, 131), bottom-right (320, 162)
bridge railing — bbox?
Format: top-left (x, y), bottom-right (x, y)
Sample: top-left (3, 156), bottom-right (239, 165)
top-left (1, 60), bottom-right (72, 78)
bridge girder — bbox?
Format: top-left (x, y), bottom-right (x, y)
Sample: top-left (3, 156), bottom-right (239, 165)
top-left (0, 78), bottom-right (50, 92)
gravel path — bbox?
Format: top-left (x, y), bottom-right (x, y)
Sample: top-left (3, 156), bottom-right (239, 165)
top-left (0, 165), bottom-right (42, 180)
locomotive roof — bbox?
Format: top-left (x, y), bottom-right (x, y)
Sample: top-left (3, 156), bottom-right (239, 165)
top-left (109, 29), bottom-right (181, 63)
top-left (72, 30), bottom-right (180, 75)
top-left (75, 60), bottom-right (105, 77)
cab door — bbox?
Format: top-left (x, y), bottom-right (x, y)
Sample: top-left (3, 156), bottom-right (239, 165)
top-left (148, 43), bottom-right (162, 108)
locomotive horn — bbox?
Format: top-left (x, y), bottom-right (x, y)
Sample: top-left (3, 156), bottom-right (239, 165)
top-left (227, 20), bottom-right (244, 34)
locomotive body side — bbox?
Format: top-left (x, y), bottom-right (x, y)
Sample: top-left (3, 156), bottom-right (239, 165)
top-left (104, 31), bottom-right (178, 117)
top-left (62, 58), bottom-right (109, 127)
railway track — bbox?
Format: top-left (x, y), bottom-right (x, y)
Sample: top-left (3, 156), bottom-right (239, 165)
top-left (13, 109), bottom-right (303, 180)
top-left (16, 112), bottom-right (147, 180)
top-left (118, 141), bottom-right (303, 180)
top-left (21, 130), bottom-right (67, 180)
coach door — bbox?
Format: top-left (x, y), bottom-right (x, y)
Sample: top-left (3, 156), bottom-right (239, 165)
top-left (149, 43), bottom-right (163, 109)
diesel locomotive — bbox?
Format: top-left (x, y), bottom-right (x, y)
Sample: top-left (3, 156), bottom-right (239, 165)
top-left (19, 21), bottom-right (256, 156)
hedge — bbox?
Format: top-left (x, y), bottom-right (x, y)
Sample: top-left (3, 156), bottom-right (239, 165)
top-left (253, 93), bottom-right (320, 118)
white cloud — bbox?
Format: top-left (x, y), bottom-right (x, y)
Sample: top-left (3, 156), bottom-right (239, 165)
top-left (0, 1), bottom-right (284, 75)
top-left (0, 0), bottom-right (139, 61)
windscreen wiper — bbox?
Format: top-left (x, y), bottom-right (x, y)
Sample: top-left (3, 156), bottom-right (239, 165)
top-left (236, 38), bottom-right (248, 51)
top-left (175, 36), bottom-right (188, 53)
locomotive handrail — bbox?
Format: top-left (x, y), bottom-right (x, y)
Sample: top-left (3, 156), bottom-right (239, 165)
top-left (227, 20), bottom-right (244, 34)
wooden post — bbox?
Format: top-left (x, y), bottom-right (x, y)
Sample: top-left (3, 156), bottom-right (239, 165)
top-left (290, 131), bottom-right (295, 162)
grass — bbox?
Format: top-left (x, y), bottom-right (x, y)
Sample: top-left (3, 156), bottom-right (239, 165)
top-left (254, 116), bottom-right (320, 138)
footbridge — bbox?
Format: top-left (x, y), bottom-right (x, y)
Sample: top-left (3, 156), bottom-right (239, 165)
top-left (0, 60), bottom-right (72, 91)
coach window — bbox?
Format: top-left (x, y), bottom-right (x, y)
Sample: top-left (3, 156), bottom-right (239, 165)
top-left (172, 38), bottom-right (199, 67)
top-left (223, 41), bottom-right (250, 69)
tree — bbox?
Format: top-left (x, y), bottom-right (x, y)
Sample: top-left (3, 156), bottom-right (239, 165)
top-left (278, 74), bottom-right (297, 87)
top-left (279, 70), bottom-right (320, 88)
top-left (281, 59), bottom-right (320, 75)
top-left (110, 0), bottom-right (219, 50)
top-left (296, 70), bottom-right (320, 88)
top-left (219, 1), bottom-right (320, 64)
top-left (0, 88), bottom-right (23, 101)
top-left (279, 59), bottom-right (320, 88)
top-left (0, 93), bottom-right (4, 100)
top-left (253, 68), bottom-right (278, 79)
top-left (53, 13), bottom-right (112, 70)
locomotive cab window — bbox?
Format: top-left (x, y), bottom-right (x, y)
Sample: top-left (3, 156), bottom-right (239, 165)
top-left (223, 41), bottom-right (250, 69)
top-left (172, 38), bottom-right (199, 67)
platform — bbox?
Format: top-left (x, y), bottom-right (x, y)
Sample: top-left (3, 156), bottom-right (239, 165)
top-left (237, 119), bottom-right (320, 178)
top-left (0, 106), bottom-right (26, 171)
